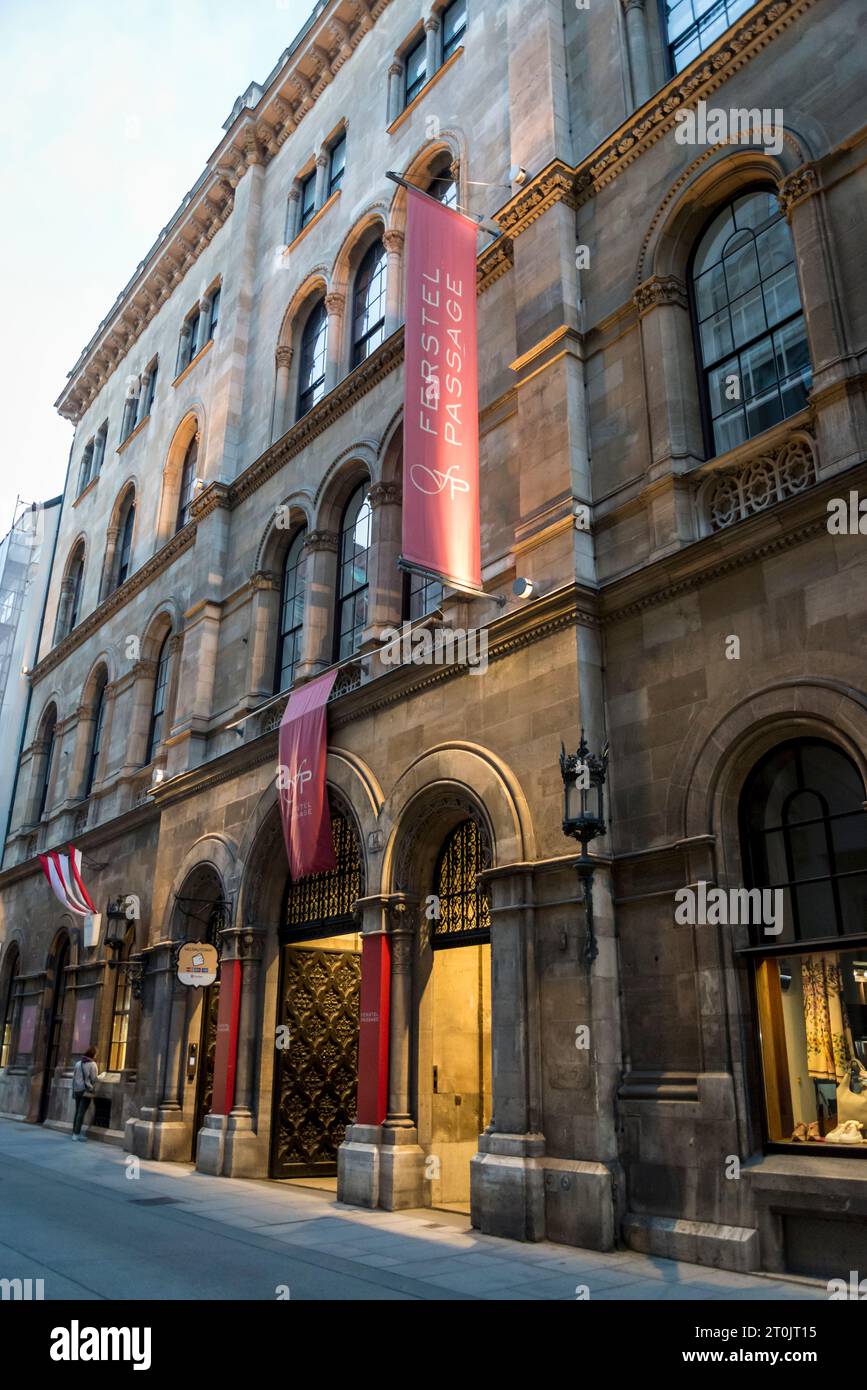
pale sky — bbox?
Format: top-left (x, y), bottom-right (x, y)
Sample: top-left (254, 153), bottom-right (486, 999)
top-left (0, 0), bottom-right (313, 534)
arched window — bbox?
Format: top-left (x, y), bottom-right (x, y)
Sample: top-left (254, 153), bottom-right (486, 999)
top-left (146, 633), bottom-right (173, 764)
top-left (740, 740), bottom-right (867, 945)
top-left (427, 154), bottom-right (458, 210)
top-left (741, 740), bottom-right (867, 1150)
top-left (690, 190), bottom-right (811, 456)
top-left (67, 547), bottom-right (85, 633)
top-left (0, 945), bottom-right (20, 1067)
top-left (297, 301), bottom-right (328, 417)
top-left (38, 707), bottom-right (57, 819)
top-left (283, 810), bottom-right (364, 931)
top-left (85, 674), bottom-right (107, 796)
top-left (431, 817), bottom-right (492, 947)
top-left (177, 436), bottom-right (198, 531)
top-left (46, 936), bottom-right (71, 1076)
top-left (351, 242), bottom-right (387, 367)
top-left (335, 483), bottom-right (371, 660)
top-left (108, 926), bottom-right (135, 1071)
top-left (275, 531), bottom-right (306, 692)
top-left (116, 498), bottom-right (135, 587)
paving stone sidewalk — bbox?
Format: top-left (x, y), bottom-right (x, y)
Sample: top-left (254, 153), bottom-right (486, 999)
top-left (0, 1120), bottom-right (828, 1301)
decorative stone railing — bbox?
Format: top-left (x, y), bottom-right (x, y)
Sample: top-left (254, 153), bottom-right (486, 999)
top-left (696, 429), bottom-right (817, 536)
top-left (257, 661), bottom-right (365, 737)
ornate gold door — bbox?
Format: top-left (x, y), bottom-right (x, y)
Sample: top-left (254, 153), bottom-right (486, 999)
top-left (192, 980), bottom-right (220, 1158)
top-left (272, 946), bottom-right (361, 1178)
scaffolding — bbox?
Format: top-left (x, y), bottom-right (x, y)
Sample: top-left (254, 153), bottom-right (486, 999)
top-left (0, 498), bottom-right (44, 717)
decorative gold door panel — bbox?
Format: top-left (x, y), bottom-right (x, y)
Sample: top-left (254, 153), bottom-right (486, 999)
top-left (272, 946), bottom-right (361, 1178)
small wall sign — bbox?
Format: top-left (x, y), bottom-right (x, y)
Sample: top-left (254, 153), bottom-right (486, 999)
top-left (177, 942), bottom-right (219, 988)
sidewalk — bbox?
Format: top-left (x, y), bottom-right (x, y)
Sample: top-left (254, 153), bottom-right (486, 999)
top-left (0, 1120), bottom-right (828, 1301)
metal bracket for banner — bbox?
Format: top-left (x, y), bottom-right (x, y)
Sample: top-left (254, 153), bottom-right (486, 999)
top-left (385, 171), bottom-right (503, 241)
top-left (397, 555), bottom-right (506, 607)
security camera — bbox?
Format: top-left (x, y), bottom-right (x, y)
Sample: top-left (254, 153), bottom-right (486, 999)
top-left (512, 577), bottom-right (534, 599)
top-left (509, 165), bottom-right (527, 186)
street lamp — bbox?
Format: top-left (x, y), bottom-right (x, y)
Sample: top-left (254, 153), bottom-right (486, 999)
top-left (559, 731), bottom-right (609, 965)
top-left (105, 898), bottom-right (144, 999)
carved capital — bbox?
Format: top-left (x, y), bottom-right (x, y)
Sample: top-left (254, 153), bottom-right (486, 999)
top-left (424, 15), bottom-right (440, 32)
top-left (388, 61), bottom-right (403, 78)
top-left (324, 292), bottom-right (345, 316)
top-left (251, 569), bottom-right (280, 593)
top-left (132, 659), bottom-right (158, 681)
top-left (633, 274), bottom-right (688, 316)
top-left (778, 164), bottom-right (819, 218)
top-left (620, 0), bottom-right (646, 11)
top-left (368, 481), bottom-right (401, 508)
top-left (275, 345), bottom-right (293, 369)
top-left (304, 529), bottom-right (339, 554)
top-left (382, 229), bottom-right (405, 256)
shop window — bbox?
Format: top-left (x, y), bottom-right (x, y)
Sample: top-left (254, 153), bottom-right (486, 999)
top-left (691, 190), bottom-right (812, 457)
top-left (742, 740), bottom-right (867, 1150)
top-left (0, 946), bottom-right (20, 1067)
top-left (275, 530), bottom-right (306, 693)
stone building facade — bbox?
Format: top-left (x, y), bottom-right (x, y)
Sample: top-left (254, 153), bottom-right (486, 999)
top-left (1, 0), bottom-right (866, 1278)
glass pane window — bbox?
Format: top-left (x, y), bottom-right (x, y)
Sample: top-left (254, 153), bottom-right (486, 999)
top-left (666, 0), bottom-right (754, 72)
top-left (740, 739), bottom-right (867, 946)
top-left (276, 530), bottom-right (306, 692)
top-left (0, 950), bottom-right (20, 1067)
top-left (109, 930), bottom-right (134, 1071)
top-left (298, 300), bottom-right (328, 417)
top-left (68, 555), bottom-right (84, 632)
top-left (442, 0), bottom-right (468, 61)
top-left (352, 242), bottom-right (387, 367)
top-left (335, 484), bottom-right (371, 660)
top-left (405, 571), bottom-right (444, 622)
top-left (209, 288), bottom-right (220, 337)
top-left (329, 135), bottom-right (346, 196)
top-left (86, 679), bottom-right (107, 795)
top-left (404, 36), bottom-right (427, 105)
top-left (117, 503), bottom-right (135, 586)
top-left (299, 171), bottom-right (316, 229)
top-left (692, 191), bottom-right (811, 455)
top-left (39, 716), bottom-right (56, 818)
top-left (146, 633), bottom-right (173, 763)
top-left (177, 438), bottom-right (198, 531)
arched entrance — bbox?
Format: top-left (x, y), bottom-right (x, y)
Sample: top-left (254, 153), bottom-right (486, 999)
top-left (270, 808), bottom-right (365, 1179)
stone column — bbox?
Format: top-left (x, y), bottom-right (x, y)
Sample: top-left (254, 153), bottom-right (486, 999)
top-left (424, 15), bottom-right (440, 80)
top-left (386, 61), bottom-right (403, 123)
top-left (338, 896), bottom-right (388, 1209)
top-left (295, 530), bottom-right (338, 679)
top-left (471, 866), bottom-right (546, 1242)
top-left (622, 0), bottom-right (652, 109)
top-left (126, 942), bottom-right (188, 1161)
top-left (324, 293), bottom-right (344, 392)
top-left (245, 572), bottom-right (281, 702)
top-left (285, 186), bottom-right (300, 244)
top-left (176, 320), bottom-right (193, 374)
top-left (54, 578), bottom-right (74, 643)
top-left (380, 899), bottom-right (426, 1209)
top-left (363, 482), bottom-right (403, 648)
top-left (314, 150), bottom-right (329, 210)
top-left (195, 295), bottom-right (212, 355)
top-left (100, 526), bottom-right (119, 601)
top-left (273, 345), bottom-right (293, 441)
top-left (203, 926), bottom-right (265, 1178)
top-left (135, 374), bottom-right (151, 427)
top-left (382, 230), bottom-right (404, 336)
top-left (92, 430), bottom-right (107, 473)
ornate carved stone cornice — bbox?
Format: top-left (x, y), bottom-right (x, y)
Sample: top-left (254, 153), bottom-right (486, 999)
top-left (55, 0), bottom-right (389, 425)
top-left (190, 481), bottom-right (231, 523)
top-left (477, 235), bottom-right (514, 294)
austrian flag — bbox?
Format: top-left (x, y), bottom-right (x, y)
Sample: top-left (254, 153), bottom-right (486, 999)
top-left (38, 845), bottom-right (97, 917)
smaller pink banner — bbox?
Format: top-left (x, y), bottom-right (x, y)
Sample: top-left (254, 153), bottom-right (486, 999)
top-left (17, 1004), bottom-right (37, 1056)
top-left (278, 670), bottom-right (338, 881)
top-left (72, 997), bottom-right (94, 1054)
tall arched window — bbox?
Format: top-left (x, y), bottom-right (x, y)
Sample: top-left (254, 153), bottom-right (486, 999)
top-left (740, 740), bottom-right (867, 1149)
top-left (177, 436), bottom-right (198, 531)
top-left (690, 190), bottom-right (811, 456)
top-left (335, 483), bottom-right (371, 660)
top-left (116, 497), bottom-right (135, 587)
top-left (275, 531), bottom-right (306, 692)
top-left (431, 817), bottom-right (492, 947)
top-left (45, 936), bottom-right (71, 1079)
top-left (351, 242), bottom-right (387, 367)
top-left (0, 945), bottom-right (20, 1067)
top-left (85, 674), bottom-right (107, 796)
top-left (146, 633), bottom-right (173, 764)
top-left (108, 926), bottom-right (135, 1071)
top-left (38, 707), bottom-right (57, 819)
top-left (297, 301), bottom-right (328, 417)
top-left (427, 153), bottom-right (458, 210)
top-left (67, 545), bottom-right (85, 634)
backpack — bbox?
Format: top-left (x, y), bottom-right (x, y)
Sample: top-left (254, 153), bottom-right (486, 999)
top-left (72, 1059), bottom-right (92, 1097)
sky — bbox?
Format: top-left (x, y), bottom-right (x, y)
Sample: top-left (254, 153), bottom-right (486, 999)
top-left (0, 0), bottom-right (314, 535)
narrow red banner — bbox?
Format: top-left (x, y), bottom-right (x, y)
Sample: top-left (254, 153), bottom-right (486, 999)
top-left (278, 670), bottom-right (338, 881)
top-left (402, 186), bottom-right (481, 591)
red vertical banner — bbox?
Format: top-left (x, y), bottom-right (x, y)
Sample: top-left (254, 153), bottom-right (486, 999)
top-left (402, 187), bottom-right (481, 592)
top-left (355, 934), bottom-right (391, 1126)
top-left (278, 670), bottom-right (338, 881)
top-left (210, 960), bottom-right (242, 1116)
